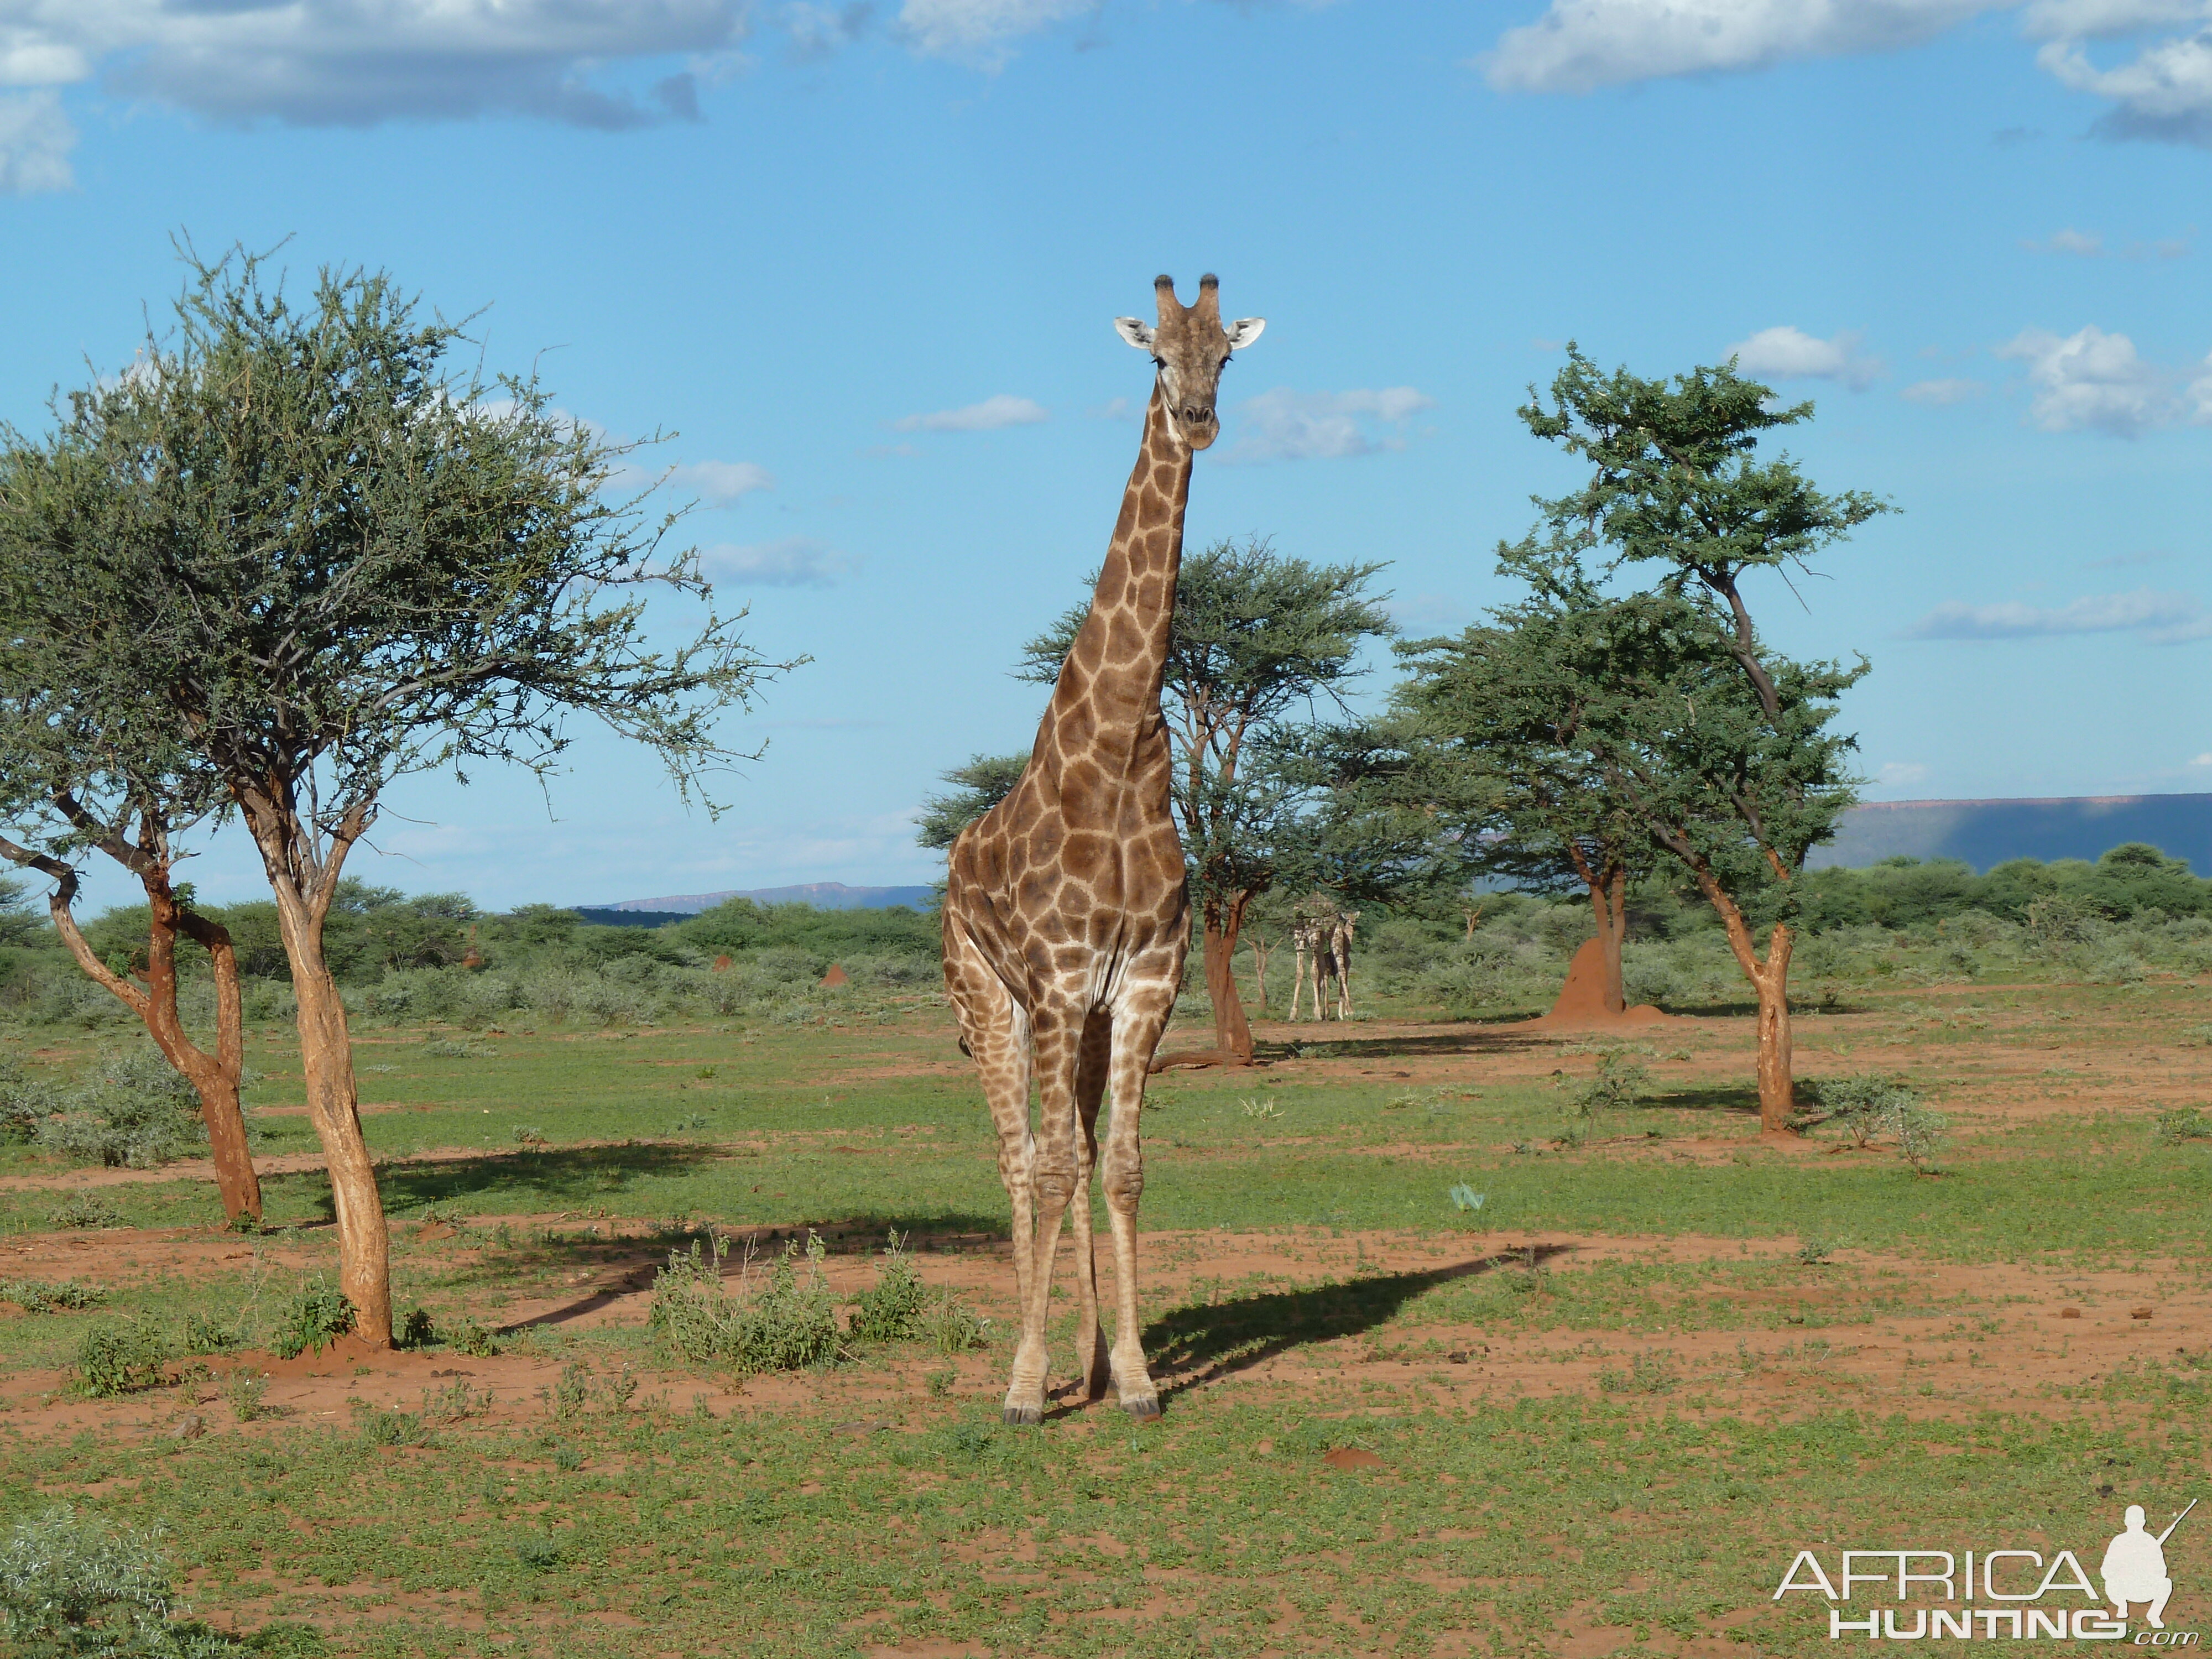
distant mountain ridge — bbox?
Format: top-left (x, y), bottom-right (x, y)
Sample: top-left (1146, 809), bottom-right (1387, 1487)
top-left (1813, 792), bottom-right (2212, 874)
top-left (588, 882), bottom-right (935, 914)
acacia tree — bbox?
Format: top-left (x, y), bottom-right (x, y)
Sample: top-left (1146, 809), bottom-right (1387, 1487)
top-left (1021, 538), bottom-right (1394, 1065)
top-left (0, 252), bottom-right (789, 1343)
top-left (1390, 619), bottom-right (1656, 1015)
top-left (914, 755), bottom-right (1027, 852)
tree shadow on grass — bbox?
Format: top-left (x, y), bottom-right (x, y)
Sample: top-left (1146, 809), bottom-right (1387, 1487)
top-left (1255, 1030), bottom-right (1559, 1063)
top-left (1645, 1085), bottom-right (1761, 1117)
top-left (373, 1141), bottom-right (733, 1212)
top-left (1136, 1244), bottom-right (1574, 1405)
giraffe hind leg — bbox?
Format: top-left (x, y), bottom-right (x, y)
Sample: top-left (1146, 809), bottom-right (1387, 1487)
top-left (1071, 1008), bottom-right (1112, 1402)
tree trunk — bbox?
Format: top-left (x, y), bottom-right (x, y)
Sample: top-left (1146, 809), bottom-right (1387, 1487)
top-left (1203, 902), bottom-right (1256, 1067)
top-left (142, 889), bottom-right (261, 1224)
top-left (274, 907), bottom-right (390, 1344)
top-left (239, 796), bottom-right (392, 1346)
top-left (1585, 870), bottom-right (1627, 1016)
top-left (24, 858), bottom-right (261, 1223)
top-left (1696, 875), bottom-right (1797, 1135)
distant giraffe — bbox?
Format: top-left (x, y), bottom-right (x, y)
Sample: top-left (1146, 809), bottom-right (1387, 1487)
top-left (941, 275), bottom-right (1265, 1425)
top-left (1324, 910), bottom-right (1360, 1020)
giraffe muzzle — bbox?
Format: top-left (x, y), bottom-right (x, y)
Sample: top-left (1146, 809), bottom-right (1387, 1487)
top-left (1178, 405), bottom-right (1219, 446)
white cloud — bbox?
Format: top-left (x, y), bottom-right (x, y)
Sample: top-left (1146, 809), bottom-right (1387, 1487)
top-left (700, 537), bottom-right (855, 588)
top-left (890, 394), bottom-right (1048, 433)
top-left (0, 91), bottom-right (75, 195)
top-left (2025, 226), bottom-right (2107, 253)
top-left (2187, 350), bottom-right (2212, 421)
top-left (1905, 586), bottom-right (2212, 642)
top-left (896, 0), bottom-right (1093, 64)
top-left (0, 2), bottom-right (748, 129)
top-left (1727, 325), bottom-right (1884, 389)
top-left (1221, 387), bottom-right (1436, 463)
top-left (2190, 751), bottom-right (2212, 766)
top-left (666, 460), bottom-right (775, 505)
top-left (1877, 761), bottom-right (1932, 787)
top-left (1997, 325), bottom-right (2175, 434)
top-left (1901, 377), bottom-right (1988, 404)
top-left (1480, 0), bottom-right (2005, 92)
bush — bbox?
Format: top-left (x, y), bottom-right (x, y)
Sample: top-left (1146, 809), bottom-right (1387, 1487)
top-left (0, 1505), bottom-right (245, 1657)
top-left (269, 1281), bottom-right (354, 1360)
top-left (76, 1319), bottom-right (171, 1397)
top-left (1803, 1073), bottom-right (1916, 1148)
top-left (2154, 1107), bottom-right (2212, 1146)
top-left (48, 1196), bottom-right (126, 1231)
top-left (35, 1048), bottom-right (204, 1170)
top-left (0, 1057), bottom-right (62, 1144)
top-left (648, 1232), bottom-right (843, 1374)
top-left (847, 1232), bottom-right (930, 1344)
top-left (2, 1280), bottom-right (105, 1314)
top-left (1572, 1051), bottom-right (1650, 1114)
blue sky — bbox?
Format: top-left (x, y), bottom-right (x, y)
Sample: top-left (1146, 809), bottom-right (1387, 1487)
top-left (3, 0), bottom-right (2209, 911)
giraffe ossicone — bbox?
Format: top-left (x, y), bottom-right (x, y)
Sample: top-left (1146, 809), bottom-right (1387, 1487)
top-left (941, 274), bottom-right (1265, 1425)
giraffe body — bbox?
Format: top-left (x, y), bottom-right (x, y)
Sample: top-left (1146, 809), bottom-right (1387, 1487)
top-left (942, 275), bottom-right (1264, 1424)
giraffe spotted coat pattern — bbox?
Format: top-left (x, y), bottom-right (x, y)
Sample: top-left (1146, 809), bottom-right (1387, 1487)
top-left (941, 274), bottom-right (1264, 1425)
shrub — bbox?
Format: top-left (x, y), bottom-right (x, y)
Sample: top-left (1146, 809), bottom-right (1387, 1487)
top-left (349, 1400), bottom-right (431, 1448)
top-left (921, 1288), bottom-right (990, 1356)
top-left (269, 1281), bottom-right (354, 1360)
top-left (0, 1505), bottom-right (243, 1657)
top-left (648, 1232), bottom-right (843, 1374)
top-left (447, 1318), bottom-right (499, 1358)
top-left (0, 1058), bottom-right (61, 1144)
top-left (1892, 1103), bottom-right (1948, 1174)
top-left (1803, 1073), bottom-right (1915, 1148)
top-left (2, 1280), bottom-right (105, 1314)
top-left (49, 1196), bottom-right (126, 1230)
top-left (1573, 1051), bottom-right (1651, 1114)
top-left (395, 1308), bottom-right (435, 1349)
top-left (1597, 1350), bottom-right (1678, 1394)
top-left (2154, 1107), bottom-right (2212, 1146)
top-left (221, 1370), bottom-right (270, 1424)
top-left (848, 1232), bottom-right (930, 1343)
top-left (76, 1319), bottom-right (171, 1396)
top-left (34, 1048), bottom-right (204, 1170)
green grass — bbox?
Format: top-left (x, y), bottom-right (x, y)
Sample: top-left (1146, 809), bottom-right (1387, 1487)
top-left (2, 974), bottom-right (2210, 1655)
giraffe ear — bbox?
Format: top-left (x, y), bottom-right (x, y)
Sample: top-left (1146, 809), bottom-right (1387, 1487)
top-left (1223, 317), bottom-right (1266, 351)
top-left (1114, 317), bottom-right (1155, 350)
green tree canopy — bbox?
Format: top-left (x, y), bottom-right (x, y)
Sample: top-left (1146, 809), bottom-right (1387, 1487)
top-left (915, 754), bottom-right (1029, 852)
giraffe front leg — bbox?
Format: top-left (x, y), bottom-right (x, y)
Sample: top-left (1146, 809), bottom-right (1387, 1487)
top-left (1007, 1015), bottom-right (1082, 1426)
top-left (1101, 994), bottom-right (1173, 1419)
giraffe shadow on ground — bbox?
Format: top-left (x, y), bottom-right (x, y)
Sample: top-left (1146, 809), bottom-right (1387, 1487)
top-left (1128, 1245), bottom-right (1577, 1407)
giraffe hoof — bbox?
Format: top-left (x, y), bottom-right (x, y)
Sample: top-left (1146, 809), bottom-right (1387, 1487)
top-left (1002, 1402), bottom-right (1044, 1427)
top-left (1119, 1393), bottom-right (1162, 1421)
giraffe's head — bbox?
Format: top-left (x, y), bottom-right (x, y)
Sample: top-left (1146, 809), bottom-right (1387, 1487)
top-left (1113, 274), bottom-right (1264, 452)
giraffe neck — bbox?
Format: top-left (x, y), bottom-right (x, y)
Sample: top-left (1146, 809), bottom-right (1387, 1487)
top-left (1038, 380), bottom-right (1191, 771)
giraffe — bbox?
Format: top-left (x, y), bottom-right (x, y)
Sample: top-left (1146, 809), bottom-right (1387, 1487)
top-left (942, 273), bottom-right (1264, 1425)
top-left (1287, 915), bottom-right (1323, 1021)
top-left (1326, 909), bottom-right (1360, 1019)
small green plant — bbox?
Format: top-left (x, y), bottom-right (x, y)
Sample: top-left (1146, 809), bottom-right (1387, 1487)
top-left (0, 1505), bottom-right (242, 1656)
top-left (1892, 1102), bottom-right (1949, 1174)
top-left (1447, 1184), bottom-right (1485, 1214)
top-left (269, 1280), bottom-right (355, 1360)
top-left (550, 1442), bottom-right (584, 1473)
top-left (75, 1318), bottom-right (171, 1396)
top-left (221, 1369), bottom-right (271, 1423)
top-left (1573, 1051), bottom-right (1651, 1114)
top-left (513, 1535), bottom-right (565, 1569)
top-left (182, 1314), bottom-right (241, 1355)
top-left (421, 1379), bottom-right (491, 1423)
top-left (921, 1288), bottom-right (989, 1356)
top-left (48, 1194), bottom-right (126, 1230)
top-left (694, 1066), bottom-right (718, 1079)
top-left (946, 1419), bottom-right (995, 1458)
top-left (925, 1368), bottom-right (954, 1399)
top-left (448, 1318), bottom-right (500, 1358)
top-left (849, 1230), bottom-right (931, 1343)
top-left (1804, 1073), bottom-right (1918, 1149)
top-left (1796, 1238), bottom-right (1835, 1266)
top-left (549, 1362), bottom-right (591, 1419)
top-left (349, 1399), bottom-right (431, 1448)
top-left (423, 1038), bottom-right (496, 1059)
top-left (647, 1232), bottom-right (843, 1374)
top-left (2183, 1025), bottom-right (2212, 1047)
top-left (395, 1308), bottom-right (435, 1349)
top-left (1598, 1350), bottom-right (1678, 1395)
top-left (512, 1125), bottom-right (549, 1150)
top-left (2155, 1107), bottom-right (2212, 1145)
top-left (1239, 1097), bottom-right (1283, 1121)
top-left (1, 1279), bottom-right (105, 1314)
